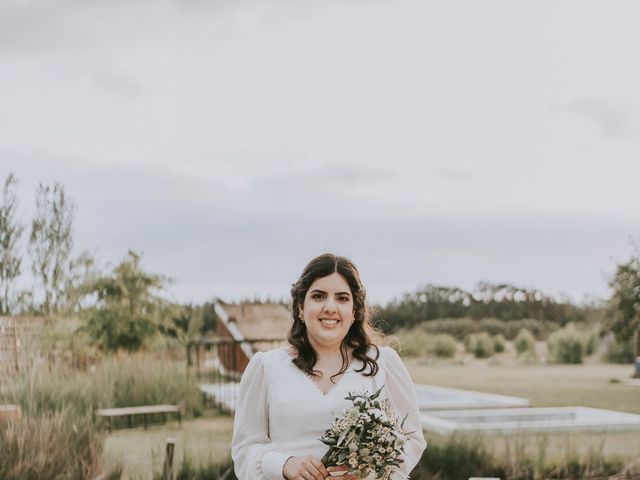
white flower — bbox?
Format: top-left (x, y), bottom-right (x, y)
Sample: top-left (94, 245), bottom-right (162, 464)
top-left (319, 386), bottom-right (410, 478)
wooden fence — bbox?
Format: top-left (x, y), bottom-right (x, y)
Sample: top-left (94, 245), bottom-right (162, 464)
top-left (0, 316), bottom-right (50, 374)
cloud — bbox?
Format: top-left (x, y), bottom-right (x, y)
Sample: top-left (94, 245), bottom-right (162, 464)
top-left (3, 155), bottom-right (638, 305)
top-left (551, 97), bottom-right (636, 138)
top-left (432, 168), bottom-right (476, 182)
top-left (250, 160), bottom-right (395, 193)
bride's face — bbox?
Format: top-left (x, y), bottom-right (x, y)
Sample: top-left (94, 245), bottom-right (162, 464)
top-left (300, 272), bottom-right (355, 352)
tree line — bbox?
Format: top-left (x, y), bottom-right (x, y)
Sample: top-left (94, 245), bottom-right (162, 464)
top-left (377, 282), bottom-right (603, 332)
top-left (377, 257), bottom-right (639, 361)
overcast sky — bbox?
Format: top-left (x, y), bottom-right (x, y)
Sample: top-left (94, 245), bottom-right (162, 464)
top-left (2, 0), bottom-right (639, 305)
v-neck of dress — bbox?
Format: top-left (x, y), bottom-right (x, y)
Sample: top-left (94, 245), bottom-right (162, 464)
top-left (286, 350), bottom-right (354, 397)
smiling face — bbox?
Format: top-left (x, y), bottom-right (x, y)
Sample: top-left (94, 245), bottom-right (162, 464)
top-left (299, 272), bottom-right (355, 353)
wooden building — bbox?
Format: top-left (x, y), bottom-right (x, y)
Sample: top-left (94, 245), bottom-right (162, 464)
top-left (213, 301), bottom-right (290, 375)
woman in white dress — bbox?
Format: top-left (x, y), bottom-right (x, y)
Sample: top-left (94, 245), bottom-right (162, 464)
top-left (231, 254), bottom-right (426, 480)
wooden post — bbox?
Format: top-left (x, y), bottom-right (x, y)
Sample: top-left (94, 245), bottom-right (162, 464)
top-left (162, 437), bottom-right (175, 480)
top-left (12, 319), bottom-right (19, 374)
top-left (196, 345), bottom-right (201, 378)
top-left (635, 329), bottom-right (640, 379)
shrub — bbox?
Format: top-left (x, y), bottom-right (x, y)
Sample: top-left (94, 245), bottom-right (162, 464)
top-left (397, 330), bottom-right (457, 359)
top-left (582, 324), bottom-right (601, 356)
top-left (396, 328), bottom-right (430, 357)
top-left (430, 334), bottom-right (458, 358)
top-left (548, 325), bottom-right (584, 364)
top-left (478, 318), bottom-right (507, 337)
top-left (493, 334), bottom-right (506, 353)
top-left (466, 332), bottom-right (495, 358)
top-left (514, 328), bottom-right (536, 354)
top-left (605, 339), bottom-right (635, 364)
top-left (421, 318), bottom-right (478, 341)
top-left (504, 319), bottom-right (558, 340)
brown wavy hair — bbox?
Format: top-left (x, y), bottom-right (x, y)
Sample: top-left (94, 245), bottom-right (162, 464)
top-left (288, 253), bottom-right (380, 382)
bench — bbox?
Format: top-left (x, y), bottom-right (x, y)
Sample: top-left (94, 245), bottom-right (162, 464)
top-left (0, 404), bottom-right (21, 421)
top-left (95, 404), bottom-right (181, 431)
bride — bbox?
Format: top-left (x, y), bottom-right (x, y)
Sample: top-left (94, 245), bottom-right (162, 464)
top-left (231, 253), bottom-right (426, 480)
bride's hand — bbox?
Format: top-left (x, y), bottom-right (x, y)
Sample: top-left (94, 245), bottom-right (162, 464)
top-left (283, 456), bottom-right (329, 480)
top-left (326, 466), bottom-right (359, 479)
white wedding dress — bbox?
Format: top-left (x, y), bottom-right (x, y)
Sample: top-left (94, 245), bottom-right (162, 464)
top-left (231, 346), bottom-right (427, 480)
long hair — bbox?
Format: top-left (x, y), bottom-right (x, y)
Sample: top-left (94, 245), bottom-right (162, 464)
top-left (288, 253), bottom-right (380, 381)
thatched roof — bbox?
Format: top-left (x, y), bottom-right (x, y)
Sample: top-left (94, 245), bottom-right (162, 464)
top-left (221, 303), bottom-right (291, 340)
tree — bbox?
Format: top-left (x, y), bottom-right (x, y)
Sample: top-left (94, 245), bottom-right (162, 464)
top-left (83, 250), bottom-right (170, 352)
top-left (608, 249), bottom-right (640, 364)
top-left (28, 182), bottom-right (74, 315)
top-left (0, 173), bottom-right (25, 315)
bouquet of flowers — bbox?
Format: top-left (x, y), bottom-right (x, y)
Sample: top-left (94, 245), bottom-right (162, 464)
top-left (320, 385), bottom-right (411, 480)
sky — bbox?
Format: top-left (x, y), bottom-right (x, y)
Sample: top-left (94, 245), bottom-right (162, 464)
top-left (1, 0), bottom-right (640, 306)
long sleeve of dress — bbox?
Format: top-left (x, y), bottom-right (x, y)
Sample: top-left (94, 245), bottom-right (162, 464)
top-left (231, 352), bottom-right (291, 480)
top-left (382, 347), bottom-right (427, 477)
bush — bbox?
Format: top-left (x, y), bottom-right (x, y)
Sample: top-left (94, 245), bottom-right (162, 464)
top-left (466, 332), bottom-right (495, 358)
top-left (514, 329), bottom-right (536, 354)
top-left (478, 318), bottom-right (507, 337)
top-left (421, 318), bottom-right (478, 341)
top-left (504, 319), bottom-right (558, 340)
top-left (397, 330), bottom-right (458, 358)
top-left (396, 328), bottom-right (430, 357)
top-left (605, 339), bottom-right (635, 364)
top-left (430, 334), bottom-right (458, 358)
top-left (548, 325), bottom-right (584, 364)
top-left (415, 318), bottom-right (559, 342)
top-left (582, 324), bottom-right (601, 356)
top-left (493, 334), bottom-right (506, 353)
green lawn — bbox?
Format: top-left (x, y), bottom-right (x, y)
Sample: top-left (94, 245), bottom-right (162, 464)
top-left (103, 415), bottom-right (233, 479)
top-left (406, 360), bottom-right (640, 414)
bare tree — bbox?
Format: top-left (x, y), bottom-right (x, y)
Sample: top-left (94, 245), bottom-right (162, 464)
top-left (0, 173), bottom-right (25, 314)
top-left (29, 182), bottom-right (74, 315)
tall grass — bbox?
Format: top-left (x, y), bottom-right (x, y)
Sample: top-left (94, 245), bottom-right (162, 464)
top-left (159, 455), bottom-right (234, 480)
top-left (413, 434), bottom-right (637, 480)
top-left (0, 353), bottom-right (204, 479)
top-left (0, 409), bottom-right (104, 480)
top-left (4, 353), bottom-right (204, 421)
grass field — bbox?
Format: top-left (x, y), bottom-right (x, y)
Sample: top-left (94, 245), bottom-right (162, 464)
top-left (406, 360), bottom-right (640, 414)
top-left (103, 415), bottom-right (233, 479)
top-left (103, 361), bottom-right (640, 478)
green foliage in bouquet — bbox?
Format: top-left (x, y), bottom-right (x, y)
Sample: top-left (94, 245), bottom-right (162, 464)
top-left (320, 386), bottom-right (411, 480)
